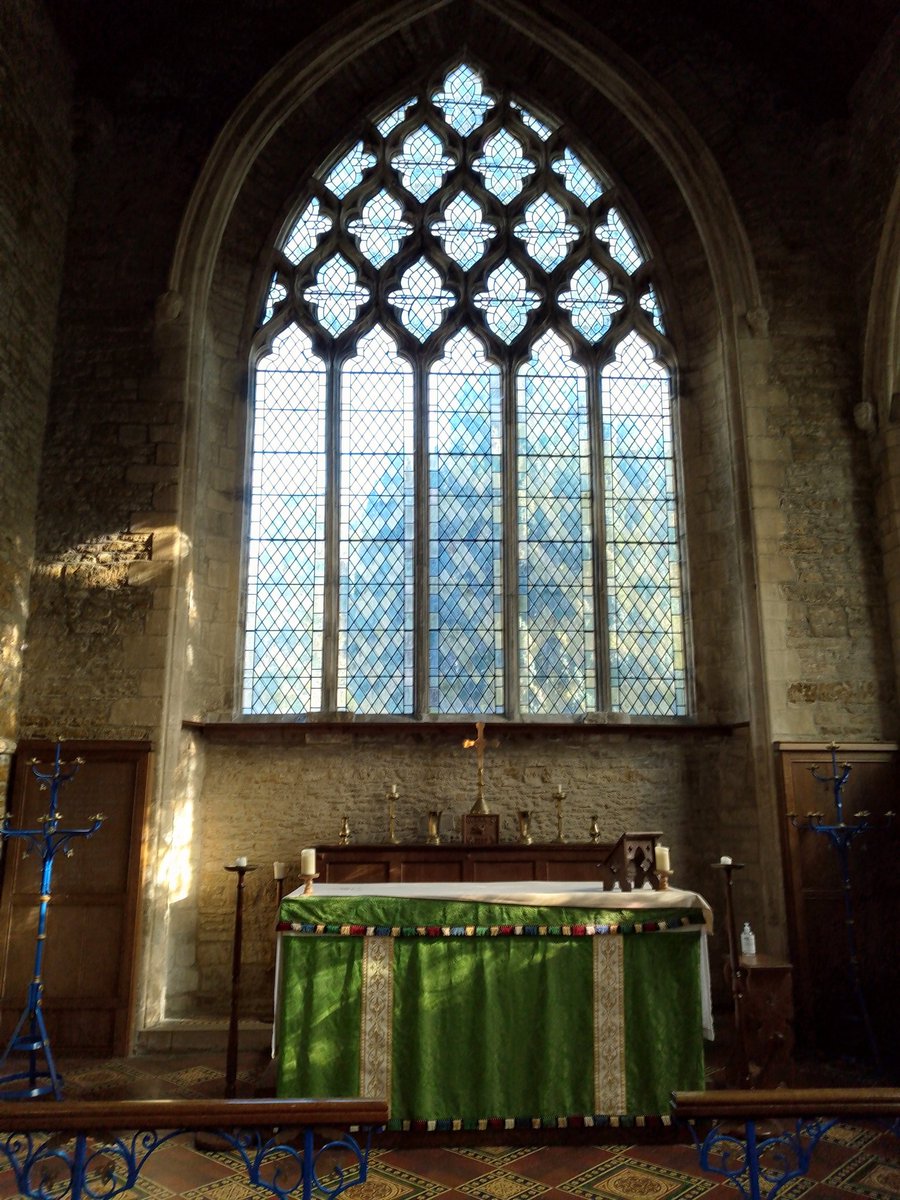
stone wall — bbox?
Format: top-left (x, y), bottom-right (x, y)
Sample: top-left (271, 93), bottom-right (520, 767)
top-left (0, 0), bottom-right (74, 791)
top-left (7, 0), bottom-right (899, 1030)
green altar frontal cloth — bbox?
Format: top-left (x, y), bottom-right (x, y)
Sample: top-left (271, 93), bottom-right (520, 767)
top-left (276, 892), bottom-right (706, 1130)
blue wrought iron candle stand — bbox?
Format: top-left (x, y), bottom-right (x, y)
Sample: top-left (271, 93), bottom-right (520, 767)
top-left (786, 742), bottom-right (894, 1075)
top-left (0, 743), bottom-right (104, 1100)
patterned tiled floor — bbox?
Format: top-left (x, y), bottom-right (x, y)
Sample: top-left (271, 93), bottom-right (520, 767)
top-left (0, 1051), bottom-right (896, 1200)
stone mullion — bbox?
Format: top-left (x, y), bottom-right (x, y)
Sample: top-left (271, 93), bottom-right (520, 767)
top-left (589, 364), bottom-right (612, 713)
top-left (502, 354), bottom-right (521, 718)
top-left (413, 358), bottom-right (430, 718)
top-left (320, 346), bottom-right (342, 713)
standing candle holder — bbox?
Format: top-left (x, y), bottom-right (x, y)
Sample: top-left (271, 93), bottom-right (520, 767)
top-left (553, 785), bottom-right (566, 843)
top-left (0, 742), bottom-right (105, 1100)
top-left (517, 811), bottom-right (533, 845)
top-left (338, 816), bottom-right (351, 845)
top-left (787, 743), bottom-right (894, 1073)
top-left (711, 859), bottom-right (752, 1087)
top-left (224, 861), bottom-right (257, 1098)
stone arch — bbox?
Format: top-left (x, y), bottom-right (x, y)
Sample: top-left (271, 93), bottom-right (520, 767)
top-left (141, 0), bottom-right (781, 1026)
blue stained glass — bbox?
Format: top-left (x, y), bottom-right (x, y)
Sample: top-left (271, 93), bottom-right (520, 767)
top-left (474, 260), bottom-right (540, 342)
top-left (325, 142), bottom-right (376, 197)
top-left (552, 147), bottom-right (608, 205)
top-left (388, 259), bottom-right (454, 339)
top-left (430, 193), bottom-right (497, 269)
top-left (338, 327), bottom-right (414, 714)
top-left (598, 207), bottom-right (644, 272)
top-left (515, 196), bottom-right (579, 270)
top-left (392, 126), bottom-right (454, 201)
top-left (558, 261), bottom-right (622, 341)
top-left (474, 129), bottom-right (535, 203)
top-left (348, 192), bottom-right (411, 267)
top-left (428, 330), bottom-right (503, 713)
top-left (517, 332), bottom-right (594, 714)
top-left (304, 255), bottom-right (369, 336)
top-left (433, 64), bottom-right (493, 135)
top-left (282, 198), bottom-right (332, 264)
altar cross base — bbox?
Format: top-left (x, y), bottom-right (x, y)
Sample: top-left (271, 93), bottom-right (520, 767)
top-left (0, 744), bottom-right (104, 1100)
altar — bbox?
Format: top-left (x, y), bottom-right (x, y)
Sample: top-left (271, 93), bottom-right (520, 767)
top-left (275, 882), bottom-right (712, 1131)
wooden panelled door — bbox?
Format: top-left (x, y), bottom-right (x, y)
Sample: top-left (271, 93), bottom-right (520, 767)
top-left (0, 740), bottom-right (150, 1057)
top-left (778, 742), bottom-right (899, 1073)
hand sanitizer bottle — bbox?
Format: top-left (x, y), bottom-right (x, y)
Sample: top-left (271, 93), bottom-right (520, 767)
top-left (740, 922), bottom-right (756, 955)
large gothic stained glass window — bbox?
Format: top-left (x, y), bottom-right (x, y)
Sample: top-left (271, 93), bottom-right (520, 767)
top-left (243, 63), bottom-right (687, 719)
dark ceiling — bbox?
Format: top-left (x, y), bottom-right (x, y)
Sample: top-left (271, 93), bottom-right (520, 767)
top-left (44, 0), bottom-right (899, 121)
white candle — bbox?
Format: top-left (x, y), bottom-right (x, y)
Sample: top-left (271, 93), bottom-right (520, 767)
top-left (655, 845), bottom-right (670, 872)
top-left (273, 861), bottom-right (286, 880)
top-left (235, 855), bottom-right (247, 868)
top-left (300, 847), bottom-right (316, 876)
top-left (720, 855), bottom-right (732, 865)
top-left (390, 784), bottom-right (398, 797)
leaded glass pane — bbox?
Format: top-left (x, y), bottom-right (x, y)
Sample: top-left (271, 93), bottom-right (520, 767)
top-left (388, 259), bottom-right (454, 340)
top-left (517, 332), bottom-right (595, 714)
top-left (641, 284), bottom-right (666, 332)
top-left (377, 98), bottom-right (415, 136)
top-left (325, 142), bottom-right (376, 198)
top-left (282, 198), bottom-right (332, 265)
top-left (263, 276), bottom-right (287, 324)
top-left (246, 61), bottom-right (687, 720)
top-left (599, 206), bottom-right (644, 272)
top-left (243, 326), bottom-right (327, 714)
top-left (603, 333), bottom-right (685, 716)
top-left (552, 147), bottom-right (608, 205)
top-left (514, 105), bottom-right (554, 140)
top-left (474, 130), bottom-right (535, 203)
top-left (392, 126), bottom-right (454, 201)
top-left (348, 192), bottom-right (411, 267)
top-left (303, 255), bottom-right (369, 336)
top-left (474, 260), bottom-right (540, 343)
top-left (515, 195), bottom-right (579, 270)
top-left (338, 327), bottom-right (414, 714)
top-left (430, 193), bottom-right (497, 270)
top-left (433, 64), bottom-right (493, 136)
top-left (558, 261), bottom-right (622, 341)
top-left (429, 331), bottom-right (503, 713)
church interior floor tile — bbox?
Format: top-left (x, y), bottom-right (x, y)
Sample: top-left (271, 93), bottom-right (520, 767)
top-left (0, 1051), bottom-right (896, 1199)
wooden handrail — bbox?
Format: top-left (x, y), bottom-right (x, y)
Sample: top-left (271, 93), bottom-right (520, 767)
top-left (672, 1088), bottom-right (900, 1120)
top-left (0, 1097), bottom-right (389, 1133)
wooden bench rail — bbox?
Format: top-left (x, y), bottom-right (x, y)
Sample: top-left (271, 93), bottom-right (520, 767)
top-left (672, 1088), bottom-right (900, 1121)
top-left (0, 1097), bottom-right (389, 1133)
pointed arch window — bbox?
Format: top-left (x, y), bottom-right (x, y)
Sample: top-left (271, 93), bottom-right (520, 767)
top-left (243, 63), bottom-right (686, 719)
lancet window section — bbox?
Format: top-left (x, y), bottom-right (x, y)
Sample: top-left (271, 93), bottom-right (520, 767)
top-left (243, 63), bottom-right (686, 720)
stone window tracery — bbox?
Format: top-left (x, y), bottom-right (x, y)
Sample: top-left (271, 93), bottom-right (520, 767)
top-left (243, 62), bottom-right (686, 720)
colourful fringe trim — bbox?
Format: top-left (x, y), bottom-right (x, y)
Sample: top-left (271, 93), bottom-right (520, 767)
top-left (275, 914), bottom-right (703, 936)
top-left (390, 1111), bottom-right (673, 1132)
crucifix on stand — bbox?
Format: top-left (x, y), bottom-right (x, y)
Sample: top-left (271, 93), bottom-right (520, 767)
top-left (461, 722), bottom-right (500, 844)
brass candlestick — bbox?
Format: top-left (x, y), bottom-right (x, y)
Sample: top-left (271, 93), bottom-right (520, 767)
top-left (554, 785), bottom-right (566, 842)
top-left (589, 815), bottom-right (601, 843)
top-left (300, 872), bottom-right (319, 896)
top-left (386, 786), bottom-right (400, 844)
top-left (517, 810), bottom-right (533, 845)
top-left (339, 815), bottom-right (351, 844)
top-left (426, 810), bottom-right (442, 845)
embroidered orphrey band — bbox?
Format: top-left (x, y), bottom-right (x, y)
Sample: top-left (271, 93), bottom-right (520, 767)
top-left (593, 936), bottom-right (626, 1114)
top-left (359, 936), bottom-right (394, 1103)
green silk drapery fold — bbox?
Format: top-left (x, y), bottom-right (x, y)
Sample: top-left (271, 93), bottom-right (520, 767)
top-left (276, 898), bottom-right (705, 1127)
